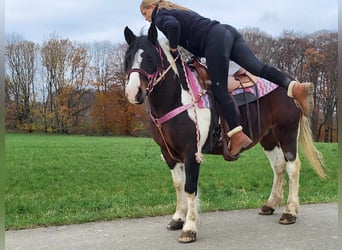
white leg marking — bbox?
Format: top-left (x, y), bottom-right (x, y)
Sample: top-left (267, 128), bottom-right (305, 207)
top-left (285, 157), bottom-right (300, 215)
top-left (171, 163), bottom-right (187, 222)
top-left (264, 146), bottom-right (286, 208)
top-left (182, 192), bottom-right (198, 232)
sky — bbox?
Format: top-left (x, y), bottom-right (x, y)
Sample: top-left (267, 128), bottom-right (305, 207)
top-left (5, 0), bottom-right (338, 45)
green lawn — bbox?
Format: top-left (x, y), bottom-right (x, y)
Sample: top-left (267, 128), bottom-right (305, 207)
top-left (5, 133), bottom-right (338, 230)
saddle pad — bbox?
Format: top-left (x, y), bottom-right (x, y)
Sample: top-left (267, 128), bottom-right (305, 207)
top-left (232, 77), bottom-right (278, 99)
top-left (186, 66), bottom-right (210, 109)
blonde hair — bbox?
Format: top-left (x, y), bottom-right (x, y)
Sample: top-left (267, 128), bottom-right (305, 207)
top-left (140, 0), bottom-right (189, 13)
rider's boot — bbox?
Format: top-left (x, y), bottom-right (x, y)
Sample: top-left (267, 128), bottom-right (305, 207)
top-left (287, 81), bottom-right (314, 117)
top-left (228, 126), bottom-right (253, 156)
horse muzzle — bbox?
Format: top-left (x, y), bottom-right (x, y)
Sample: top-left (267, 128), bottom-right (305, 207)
top-left (126, 86), bottom-right (146, 104)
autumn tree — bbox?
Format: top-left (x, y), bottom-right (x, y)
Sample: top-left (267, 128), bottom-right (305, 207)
top-left (5, 34), bottom-right (38, 131)
top-left (89, 42), bottom-right (148, 136)
top-left (87, 41), bottom-right (117, 134)
top-left (63, 44), bottom-right (92, 133)
top-left (303, 32), bottom-right (338, 141)
top-left (40, 36), bottom-right (91, 133)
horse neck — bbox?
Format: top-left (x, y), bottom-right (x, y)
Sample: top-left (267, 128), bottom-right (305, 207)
top-left (148, 68), bottom-right (183, 117)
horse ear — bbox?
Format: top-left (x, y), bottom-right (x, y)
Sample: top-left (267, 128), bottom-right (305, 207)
top-left (124, 26), bottom-right (136, 45)
top-left (148, 23), bottom-right (158, 45)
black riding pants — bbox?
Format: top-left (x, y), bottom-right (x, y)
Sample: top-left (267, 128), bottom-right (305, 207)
top-left (205, 24), bottom-right (292, 129)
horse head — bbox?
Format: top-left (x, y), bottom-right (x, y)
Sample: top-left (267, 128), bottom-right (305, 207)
top-left (124, 24), bottom-right (163, 104)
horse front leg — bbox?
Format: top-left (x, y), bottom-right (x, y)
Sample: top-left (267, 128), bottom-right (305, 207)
top-left (177, 158), bottom-right (200, 244)
top-left (280, 157), bottom-right (301, 224)
top-left (167, 163), bottom-right (187, 230)
top-left (260, 146), bottom-right (286, 215)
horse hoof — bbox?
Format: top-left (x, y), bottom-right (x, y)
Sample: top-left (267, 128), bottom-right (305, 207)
top-left (279, 213), bottom-right (297, 224)
top-left (167, 219), bottom-right (184, 230)
top-left (178, 230), bottom-right (197, 243)
top-left (259, 205), bottom-right (275, 215)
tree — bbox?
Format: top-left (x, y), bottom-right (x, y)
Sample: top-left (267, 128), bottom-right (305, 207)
top-left (64, 44), bottom-right (92, 133)
top-left (89, 43), bottom-right (149, 136)
top-left (40, 36), bottom-right (91, 133)
top-left (303, 32), bottom-right (338, 141)
top-left (5, 34), bottom-right (38, 131)
top-left (87, 41), bottom-right (118, 135)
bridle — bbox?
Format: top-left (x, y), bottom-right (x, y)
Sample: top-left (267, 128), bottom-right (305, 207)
top-left (127, 45), bottom-right (175, 95)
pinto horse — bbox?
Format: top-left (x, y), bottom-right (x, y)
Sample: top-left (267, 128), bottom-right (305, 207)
top-left (123, 24), bottom-right (325, 243)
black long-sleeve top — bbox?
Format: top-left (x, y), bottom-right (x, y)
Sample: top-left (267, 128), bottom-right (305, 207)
top-left (152, 7), bottom-right (219, 56)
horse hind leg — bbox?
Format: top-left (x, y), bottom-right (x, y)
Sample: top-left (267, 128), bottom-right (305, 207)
top-left (167, 163), bottom-right (187, 231)
top-left (259, 145), bottom-right (286, 216)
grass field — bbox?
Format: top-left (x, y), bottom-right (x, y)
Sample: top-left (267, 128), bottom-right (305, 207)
top-left (5, 133), bottom-right (338, 230)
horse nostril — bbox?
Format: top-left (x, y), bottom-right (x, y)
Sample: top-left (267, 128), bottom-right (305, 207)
top-left (136, 87), bottom-right (145, 104)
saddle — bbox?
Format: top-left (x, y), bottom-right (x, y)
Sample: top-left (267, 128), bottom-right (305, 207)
top-left (187, 58), bottom-right (258, 93)
top-left (187, 57), bottom-right (260, 162)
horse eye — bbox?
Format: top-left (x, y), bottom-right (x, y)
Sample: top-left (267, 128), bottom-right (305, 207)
top-left (147, 55), bottom-right (153, 64)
